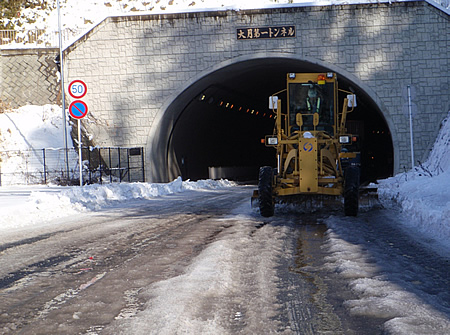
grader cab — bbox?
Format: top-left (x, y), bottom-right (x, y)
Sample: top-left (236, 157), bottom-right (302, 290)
top-left (255, 72), bottom-right (361, 217)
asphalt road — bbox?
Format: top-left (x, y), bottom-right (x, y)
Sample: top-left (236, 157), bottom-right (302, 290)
top-left (0, 186), bottom-right (448, 334)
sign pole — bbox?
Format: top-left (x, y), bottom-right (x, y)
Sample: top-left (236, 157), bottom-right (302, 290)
top-left (57, 0), bottom-right (70, 182)
top-left (78, 119), bottom-right (82, 186)
top-left (68, 80), bottom-right (88, 186)
top-left (407, 85), bottom-right (415, 169)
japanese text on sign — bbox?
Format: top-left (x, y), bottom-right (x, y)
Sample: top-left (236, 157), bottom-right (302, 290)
top-left (237, 26), bottom-right (295, 40)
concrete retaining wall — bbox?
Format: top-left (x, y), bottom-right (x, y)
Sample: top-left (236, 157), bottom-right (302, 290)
top-left (0, 48), bottom-right (60, 108)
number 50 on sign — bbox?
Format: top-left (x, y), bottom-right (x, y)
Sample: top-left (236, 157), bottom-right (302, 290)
top-left (68, 80), bottom-right (87, 99)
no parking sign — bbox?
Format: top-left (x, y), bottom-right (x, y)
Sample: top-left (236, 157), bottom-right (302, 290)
top-left (69, 100), bottom-right (88, 119)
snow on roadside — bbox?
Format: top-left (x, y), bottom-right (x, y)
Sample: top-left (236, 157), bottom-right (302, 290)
top-left (377, 111), bottom-right (450, 249)
top-left (0, 178), bottom-right (235, 232)
top-left (322, 221), bottom-right (450, 335)
top-left (0, 104), bottom-right (76, 186)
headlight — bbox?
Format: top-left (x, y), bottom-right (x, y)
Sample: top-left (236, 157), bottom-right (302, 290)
top-left (266, 136), bottom-right (278, 146)
top-left (339, 136), bottom-right (351, 144)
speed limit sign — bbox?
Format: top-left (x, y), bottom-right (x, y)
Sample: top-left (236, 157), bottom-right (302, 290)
top-left (68, 80), bottom-right (87, 99)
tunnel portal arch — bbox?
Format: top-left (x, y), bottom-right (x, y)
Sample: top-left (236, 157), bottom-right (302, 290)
top-left (148, 54), bottom-right (395, 183)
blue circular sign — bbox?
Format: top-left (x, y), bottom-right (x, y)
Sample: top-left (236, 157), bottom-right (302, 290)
top-left (69, 100), bottom-right (88, 119)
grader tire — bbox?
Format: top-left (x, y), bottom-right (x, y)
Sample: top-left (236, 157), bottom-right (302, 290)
top-left (344, 166), bottom-right (360, 216)
top-left (258, 166), bottom-right (274, 217)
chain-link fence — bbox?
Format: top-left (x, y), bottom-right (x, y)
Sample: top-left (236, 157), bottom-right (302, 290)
top-left (0, 146), bottom-right (145, 186)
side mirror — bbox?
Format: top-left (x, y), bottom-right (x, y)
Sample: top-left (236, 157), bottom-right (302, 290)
top-left (347, 94), bottom-right (357, 108)
top-left (269, 96), bottom-right (278, 109)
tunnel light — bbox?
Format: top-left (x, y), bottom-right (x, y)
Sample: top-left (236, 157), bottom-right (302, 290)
top-left (198, 94), bottom-right (206, 101)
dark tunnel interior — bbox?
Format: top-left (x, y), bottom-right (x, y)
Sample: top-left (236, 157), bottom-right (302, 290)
top-left (170, 58), bottom-right (393, 184)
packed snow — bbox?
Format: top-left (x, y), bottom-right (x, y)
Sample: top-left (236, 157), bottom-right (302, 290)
top-left (110, 204), bottom-right (287, 335)
top-left (323, 220), bottom-right (450, 335)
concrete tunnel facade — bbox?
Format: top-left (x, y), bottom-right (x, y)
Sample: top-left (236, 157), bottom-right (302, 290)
top-left (63, 2), bottom-right (449, 182)
top-left (150, 53), bottom-right (396, 183)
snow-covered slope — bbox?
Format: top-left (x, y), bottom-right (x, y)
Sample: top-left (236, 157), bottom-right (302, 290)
top-left (378, 112), bottom-right (450, 249)
top-left (2, 0), bottom-right (289, 33)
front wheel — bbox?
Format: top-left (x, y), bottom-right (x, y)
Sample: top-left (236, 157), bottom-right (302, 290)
top-left (258, 166), bottom-right (274, 217)
top-left (344, 166), bottom-right (360, 216)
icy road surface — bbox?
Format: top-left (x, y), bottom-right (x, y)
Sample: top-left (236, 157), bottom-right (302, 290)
top-left (0, 186), bottom-right (449, 334)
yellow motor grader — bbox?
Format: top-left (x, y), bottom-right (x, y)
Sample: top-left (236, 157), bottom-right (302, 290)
top-left (254, 72), bottom-right (361, 217)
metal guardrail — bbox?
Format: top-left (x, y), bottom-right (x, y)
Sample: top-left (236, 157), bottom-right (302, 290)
top-left (0, 147), bottom-right (145, 186)
top-left (0, 29), bottom-right (83, 47)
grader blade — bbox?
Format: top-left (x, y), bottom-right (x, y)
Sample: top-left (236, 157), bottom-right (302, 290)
top-left (275, 194), bottom-right (343, 212)
top-left (251, 186), bottom-right (381, 213)
top-left (359, 185), bottom-right (381, 209)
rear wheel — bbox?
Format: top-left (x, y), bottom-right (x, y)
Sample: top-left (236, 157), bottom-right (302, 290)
top-left (258, 166), bottom-right (274, 217)
top-left (344, 166), bottom-right (360, 216)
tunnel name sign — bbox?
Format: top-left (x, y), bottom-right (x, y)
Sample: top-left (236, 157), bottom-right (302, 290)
top-left (237, 26), bottom-right (295, 40)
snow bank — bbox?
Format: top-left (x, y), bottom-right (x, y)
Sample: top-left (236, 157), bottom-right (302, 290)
top-left (0, 105), bottom-right (69, 150)
top-left (0, 178), bottom-right (235, 232)
top-left (48, 177), bottom-right (235, 210)
top-left (0, 105), bottom-right (76, 185)
top-left (378, 112), bottom-right (450, 248)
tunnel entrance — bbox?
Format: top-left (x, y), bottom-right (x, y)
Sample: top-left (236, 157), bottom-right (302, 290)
top-left (169, 58), bottom-right (393, 184)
